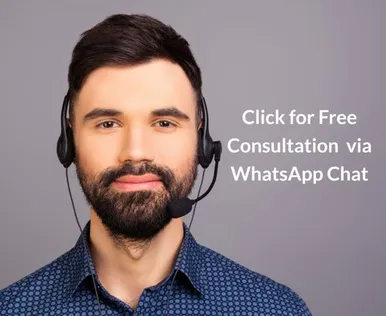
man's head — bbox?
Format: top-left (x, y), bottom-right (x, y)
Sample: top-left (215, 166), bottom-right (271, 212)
top-left (67, 14), bottom-right (203, 242)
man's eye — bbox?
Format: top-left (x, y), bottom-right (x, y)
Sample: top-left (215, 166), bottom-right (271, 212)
top-left (97, 121), bottom-right (118, 129)
top-left (155, 120), bottom-right (177, 128)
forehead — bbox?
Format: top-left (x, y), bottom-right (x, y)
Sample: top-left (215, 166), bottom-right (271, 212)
top-left (75, 59), bottom-right (196, 116)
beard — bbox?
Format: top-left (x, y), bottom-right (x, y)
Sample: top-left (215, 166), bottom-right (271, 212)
top-left (75, 155), bottom-right (198, 243)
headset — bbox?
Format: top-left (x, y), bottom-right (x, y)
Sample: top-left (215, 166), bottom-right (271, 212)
top-left (56, 90), bottom-right (222, 315)
top-left (57, 91), bottom-right (221, 170)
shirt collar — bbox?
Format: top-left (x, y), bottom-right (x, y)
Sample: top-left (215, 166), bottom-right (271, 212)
top-left (65, 220), bottom-right (205, 301)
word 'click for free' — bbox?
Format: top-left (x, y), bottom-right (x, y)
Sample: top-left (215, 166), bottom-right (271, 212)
top-left (242, 110), bottom-right (357, 125)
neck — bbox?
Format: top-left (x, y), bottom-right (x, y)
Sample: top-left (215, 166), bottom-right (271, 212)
top-left (89, 210), bottom-right (184, 309)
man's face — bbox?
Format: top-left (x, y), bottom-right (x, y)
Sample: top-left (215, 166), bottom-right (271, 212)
top-left (72, 59), bottom-right (199, 241)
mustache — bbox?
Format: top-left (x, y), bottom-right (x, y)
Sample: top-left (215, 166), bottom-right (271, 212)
top-left (100, 162), bottom-right (175, 190)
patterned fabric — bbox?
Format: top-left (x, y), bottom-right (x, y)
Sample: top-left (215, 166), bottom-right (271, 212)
top-left (0, 221), bottom-right (312, 315)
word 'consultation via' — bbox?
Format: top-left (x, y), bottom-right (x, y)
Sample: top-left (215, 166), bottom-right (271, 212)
top-left (242, 110), bottom-right (357, 125)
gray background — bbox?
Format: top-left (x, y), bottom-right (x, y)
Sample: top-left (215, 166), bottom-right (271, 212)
top-left (1, 1), bottom-right (385, 315)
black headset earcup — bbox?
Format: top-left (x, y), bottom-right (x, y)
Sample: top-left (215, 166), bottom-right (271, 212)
top-left (198, 128), bottom-right (214, 169)
top-left (57, 126), bottom-right (75, 168)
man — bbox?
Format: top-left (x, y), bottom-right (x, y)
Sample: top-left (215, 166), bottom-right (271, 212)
top-left (0, 14), bottom-right (312, 315)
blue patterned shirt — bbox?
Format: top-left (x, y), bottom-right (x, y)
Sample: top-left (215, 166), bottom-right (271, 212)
top-left (0, 221), bottom-right (312, 315)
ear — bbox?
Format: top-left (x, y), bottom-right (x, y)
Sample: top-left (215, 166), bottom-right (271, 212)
top-left (197, 118), bottom-right (203, 131)
top-left (66, 118), bottom-right (72, 128)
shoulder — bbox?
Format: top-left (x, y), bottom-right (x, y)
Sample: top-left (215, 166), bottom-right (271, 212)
top-left (0, 249), bottom-right (74, 312)
top-left (199, 245), bottom-right (312, 315)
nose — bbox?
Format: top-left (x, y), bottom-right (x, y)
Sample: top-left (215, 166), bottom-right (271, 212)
top-left (118, 125), bottom-right (154, 165)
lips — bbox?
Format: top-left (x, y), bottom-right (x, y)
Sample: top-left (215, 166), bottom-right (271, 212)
top-left (112, 174), bottom-right (162, 191)
top-left (115, 174), bottom-right (161, 183)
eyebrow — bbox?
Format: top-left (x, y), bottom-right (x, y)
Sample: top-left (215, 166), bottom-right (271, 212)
top-left (150, 107), bottom-right (190, 121)
top-left (83, 108), bottom-right (122, 123)
top-left (83, 106), bottom-right (190, 123)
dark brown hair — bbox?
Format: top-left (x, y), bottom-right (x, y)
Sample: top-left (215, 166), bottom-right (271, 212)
top-left (67, 13), bottom-right (202, 126)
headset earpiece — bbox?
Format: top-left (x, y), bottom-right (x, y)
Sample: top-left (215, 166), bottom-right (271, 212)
top-left (197, 95), bottom-right (215, 169)
top-left (57, 125), bottom-right (75, 168)
top-left (198, 128), bottom-right (214, 169)
top-left (57, 93), bottom-right (75, 168)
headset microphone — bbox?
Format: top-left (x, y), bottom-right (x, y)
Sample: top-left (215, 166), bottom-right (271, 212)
top-left (167, 141), bottom-right (221, 218)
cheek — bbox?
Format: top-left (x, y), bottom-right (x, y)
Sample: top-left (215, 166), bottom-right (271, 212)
top-left (76, 133), bottom-right (119, 173)
top-left (156, 132), bottom-right (197, 173)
